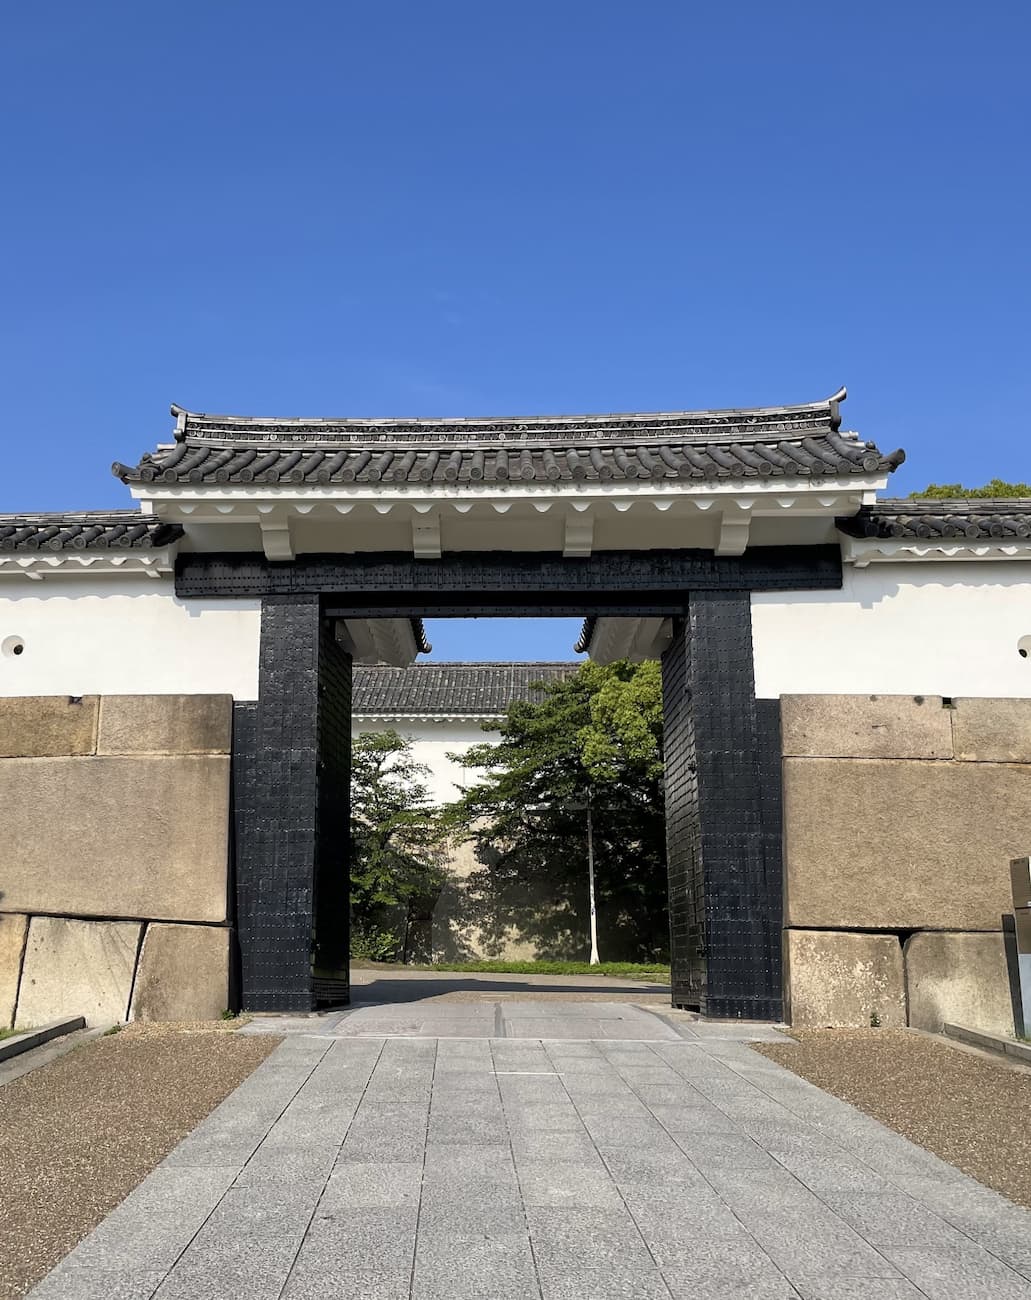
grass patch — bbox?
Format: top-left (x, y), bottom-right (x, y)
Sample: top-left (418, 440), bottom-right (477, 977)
top-left (0, 1025), bottom-right (26, 1042)
top-left (408, 960), bottom-right (670, 981)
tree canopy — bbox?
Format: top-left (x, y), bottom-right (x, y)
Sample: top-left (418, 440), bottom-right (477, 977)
top-left (443, 660), bottom-right (668, 963)
top-left (349, 729), bottom-right (447, 961)
top-left (909, 479), bottom-right (1031, 499)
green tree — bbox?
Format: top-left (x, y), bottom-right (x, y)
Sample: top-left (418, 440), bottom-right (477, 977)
top-left (910, 479), bottom-right (1031, 499)
top-left (350, 730), bottom-right (447, 962)
top-left (444, 661), bottom-right (668, 963)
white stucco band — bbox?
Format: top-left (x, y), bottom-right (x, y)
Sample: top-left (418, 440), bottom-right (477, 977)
top-left (0, 575), bottom-right (262, 699)
top-left (352, 717), bottom-right (494, 805)
top-left (752, 560), bottom-right (1031, 699)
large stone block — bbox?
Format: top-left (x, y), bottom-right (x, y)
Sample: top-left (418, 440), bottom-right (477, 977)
top-left (0, 755), bottom-right (229, 923)
top-left (785, 929), bottom-right (906, 1028)
top-left (16, 917), bottom-right (142, 1028)
top-left (904, 931), bottom-right (1015, 1035)
top-left (129, 923), bottom-right (230, 1021)
top-left (780, 695), bottom-right (953, 759)
top-left (951, 697), bottom-right (1031, 763)
top-left (784, 757), bottom-right (1031, 930)
top-left (0, 913), bottom-right (27, 1028)
top-left (0, 695), bottom-right (98, 757)
top-left (98, 694), bottom-right (232, 755)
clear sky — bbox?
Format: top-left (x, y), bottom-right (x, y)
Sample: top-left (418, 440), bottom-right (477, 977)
top-left (2, 3), bottom-right (1027, 661)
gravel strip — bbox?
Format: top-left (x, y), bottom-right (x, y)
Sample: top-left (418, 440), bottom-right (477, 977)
top-left (755, 1028), bottom-right (1031, 1208)
top-left (0, 1021), bottom-right (280, 1300)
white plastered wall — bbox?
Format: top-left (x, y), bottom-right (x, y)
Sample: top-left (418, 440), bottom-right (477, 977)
top-left (0, 576), bottom-right (261, 699)
top-left (752, 560), bottom-right (1031, 699)
top-left (352, 718), bottom-right (498, 806)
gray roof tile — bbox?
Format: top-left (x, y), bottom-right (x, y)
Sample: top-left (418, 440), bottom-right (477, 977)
top-left (113, 390), bottom-right (905, 487)
top-left (0, 510), bottom-right (184, 551)
top-left (352, 662), bottom-right (577, 717)
top-left (837, 499), bottom-right (1031, 540)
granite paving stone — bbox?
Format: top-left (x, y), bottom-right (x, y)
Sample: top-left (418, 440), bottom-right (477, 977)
top-left (425, 1117), bottom-right (510, 1145)
top-left (762, 1240), bottom-right (906, 1288)
top-left (881, 1241), bottom-right (1031, 1299)
top-left (415, 1200), bottom-right (528, 1234)
top-left (280, 1265), bottom-right (411, 1300)
top-left (538, 1267), bottom-right (673, 1298)
top-left (662, 1274), bottom-right (802, 1299)
top-left (411, 1230), bottom-right (539, 1300)
top-left (150, 1181), bottom-right (326, 1299)
top-left (792, 1282), bottom-right (926, 1300)
top-left (27, 1005), bottom-right (1031, 1300)
top-left (809, 1191), bottom-right (956, 1246)
top-left (517, 1161), bottom-right (624, 1209)
top-left (26, 1268), bottom-right (167, 1300)
top-left (645, 1235), bottom-right (794, 1284)
top-left (503, 1102), bottom-right (589, 1132)
top-left (525, 1207), bottom-right (657, 1275)
top-left (509, 1130), bottom-right (606, 1165)
top-left (321, 1162), bottom-right (423, 1208)
top-left (286, 1205), bottom-right (419, 1275)
top-left (599, 1148), bottom-right (710, 1187)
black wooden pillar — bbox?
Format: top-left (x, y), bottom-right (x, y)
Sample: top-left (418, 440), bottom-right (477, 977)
top-left (232, 593), bottom-right (352, 1011)
top-left (661, 590), bottom-right (783, 1019)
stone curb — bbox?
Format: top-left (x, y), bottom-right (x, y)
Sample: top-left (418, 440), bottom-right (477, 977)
top-left (0, 1016), bottom-right (86, 1063)
top-left (943, 1020), bottom-right (1031, 1065)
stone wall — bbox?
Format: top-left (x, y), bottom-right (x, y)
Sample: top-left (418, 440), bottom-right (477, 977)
top-left (782, 695), bottom-right (1029, 1032)
top-left (0, 695), bottom-right (232, 1028)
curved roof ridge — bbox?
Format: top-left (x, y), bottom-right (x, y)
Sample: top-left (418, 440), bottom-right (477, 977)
top-left (356, 659), bottom-right (581, 669)
top-left (116, 389), bottom-right (907, 487)
top-left (868, 497), bottom-right (1031, 511)
top-left (168, 388), bottom-right (847, 434)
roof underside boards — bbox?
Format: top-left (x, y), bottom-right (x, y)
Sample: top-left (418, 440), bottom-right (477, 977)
top-left (352, 661), bottom-right (578, 717)
top-left (0, 511), bottom-right (184, 551)
top-left (113, 391), bottom-right (905, 487)
top-left (838, 499), bottom-right (1031, 539)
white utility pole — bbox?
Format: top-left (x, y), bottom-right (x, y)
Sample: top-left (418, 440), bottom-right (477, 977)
top-left (586, 793), bottom-right (600, 965)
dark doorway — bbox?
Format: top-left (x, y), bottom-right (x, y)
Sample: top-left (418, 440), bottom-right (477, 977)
top-left (200, 546), bottom-right (840, 1019)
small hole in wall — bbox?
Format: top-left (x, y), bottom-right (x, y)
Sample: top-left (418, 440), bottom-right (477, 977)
top-left (1, 636), bottom-right (25, 659)
top-left (1019, 635), bottom-right (1031, 659)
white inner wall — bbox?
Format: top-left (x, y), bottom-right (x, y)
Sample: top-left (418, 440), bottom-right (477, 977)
top-left (0, 576), bottom-right (262, 699)
top-left (352, 718), bottom-right (498, 805)
top-left (4, 557), bottom-right (1031, 706)
top-left (752, 560), bottom-right (1031, 699)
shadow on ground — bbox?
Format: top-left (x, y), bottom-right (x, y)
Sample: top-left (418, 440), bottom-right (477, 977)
top-left (348, 969), bottom-right (671, 1009)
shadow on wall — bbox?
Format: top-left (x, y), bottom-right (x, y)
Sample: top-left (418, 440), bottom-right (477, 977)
top-left (426, 836), bottom-right (671, 965)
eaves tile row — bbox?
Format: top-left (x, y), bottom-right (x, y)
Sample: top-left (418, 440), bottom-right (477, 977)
top-left (838, 499), bottom-right (1031, 539)
top-left (0, 511), bottom-right (184, 551)
top-left (352, 662), bottom-right (576, 716)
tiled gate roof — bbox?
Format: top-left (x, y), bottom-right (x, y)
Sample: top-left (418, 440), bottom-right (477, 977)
top-left (113, 389), bottom-right (904, 487)
top-left (352, 662), bottom-right (577, 717)
top-left (838, 499), bottom-right (1031, 539)
top-left (0, 511), bottom-right (184, 550)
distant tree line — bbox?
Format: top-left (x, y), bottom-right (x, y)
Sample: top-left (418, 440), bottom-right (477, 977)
top-left (910, 479), bottom-right (1031, 498)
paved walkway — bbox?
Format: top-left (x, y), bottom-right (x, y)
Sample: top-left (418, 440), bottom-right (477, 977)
top-left (240, 993), bottom-right (683, 1042)
top-left (29, 1004), bottom-right (1031, 1300)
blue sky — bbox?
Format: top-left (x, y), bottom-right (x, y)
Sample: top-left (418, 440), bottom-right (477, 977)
top-left (2, 3), bottom-right (1027, 661)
